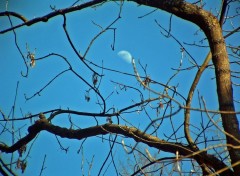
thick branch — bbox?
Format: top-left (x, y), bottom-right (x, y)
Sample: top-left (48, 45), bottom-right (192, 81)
top-left (0, 0), bottom-right (105, 34)
top-left (0, 119), bottom-right (233, 175)
top-left (131, 0), bottom-right (240, 174)
top-left (184, 0), bottom-right (228, 156)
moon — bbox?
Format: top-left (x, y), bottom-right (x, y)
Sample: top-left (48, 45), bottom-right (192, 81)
top-left (117, 50), bottom-right (132, 63)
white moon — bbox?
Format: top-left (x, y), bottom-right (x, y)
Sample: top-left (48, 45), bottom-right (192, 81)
top-left (118, 50), bottom-right (132, 63)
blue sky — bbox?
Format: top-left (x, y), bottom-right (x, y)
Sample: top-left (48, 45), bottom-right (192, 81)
top-left (0, 1), bottom-right (239, 175)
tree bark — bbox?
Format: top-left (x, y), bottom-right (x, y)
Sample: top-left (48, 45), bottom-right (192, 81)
top-left (130, 0), bottom-right (240, 174)
top-left (0, 120), bottom-right (234, 175)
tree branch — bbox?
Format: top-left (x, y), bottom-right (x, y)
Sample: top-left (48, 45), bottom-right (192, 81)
top-left (0, 11), bottom-right (28, 23)
top-left (131, 0), bottom-right (240, 174)
top-left (0, 119), bottom-right (233, 175)
top-left (0, 0), bottom-right (105, 34)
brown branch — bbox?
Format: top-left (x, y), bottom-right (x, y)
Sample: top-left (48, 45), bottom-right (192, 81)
top-left (0, 120), bottom-right (188, 154)
top-left (131, 0), bottom-right (240, 174)
top-left (0, 11), bottom-right (28, 22)
top-left (0, 0), bottom-right (105, 34)
top-left (184, 0), bottom-right (228, 153)
top-left (0, 119), bottom-right (233, 175)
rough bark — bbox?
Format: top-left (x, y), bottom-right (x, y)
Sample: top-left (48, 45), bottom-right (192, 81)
top-left (0, 119), bottom-right (234, 175)
top-left (130, 0), bottom-right (240, 174)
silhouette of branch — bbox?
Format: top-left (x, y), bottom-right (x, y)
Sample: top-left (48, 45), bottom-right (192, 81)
top-left (0, 0), bottom-right (105, 34)
top-left (0, 120), bottom-right (234, 175)
top-left (0, 11), bottom-right (28, 22)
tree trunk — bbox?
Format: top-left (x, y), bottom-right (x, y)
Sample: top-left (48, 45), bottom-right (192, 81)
top-left (131, 0), bottom-right (240, 174)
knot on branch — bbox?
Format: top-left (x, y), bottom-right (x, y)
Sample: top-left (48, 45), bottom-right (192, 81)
top-left (28, 119), bottom-right (49, 134)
